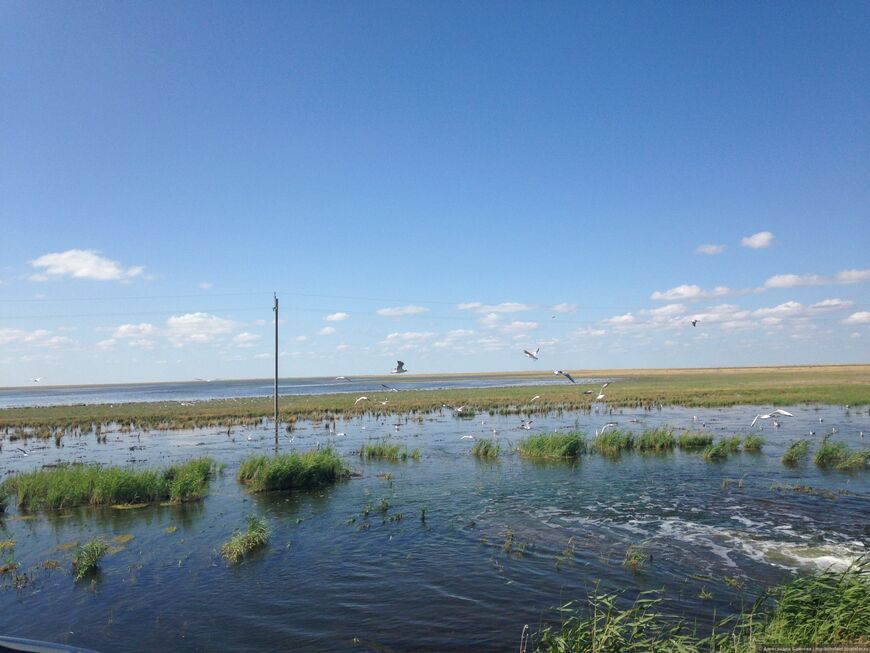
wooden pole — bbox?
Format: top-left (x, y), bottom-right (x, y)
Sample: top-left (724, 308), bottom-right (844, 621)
top-left (273, 292), bottom-right (279, 448)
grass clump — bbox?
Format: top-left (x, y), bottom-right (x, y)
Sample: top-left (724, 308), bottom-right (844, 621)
top-left (358, 440), bottom-right (419, 462)
top-left (635, 427), bottom-right (674, 452)
top-left (471, 438), bottom-right (500, 458)
top-left (703, 440), bottom-right (731, 462)
top-left (677, 432), bottom-right (713, 449)
top-left (814, 435), bottom-right (869, 470)
top-left (71, 538), bottom-right (110, 582)
top-left (782, 439), bottom-right (811, 466)
top-left (591, 429), bottom-right (634, 455)
top-left (517, 432), bottom-right (586, 459)
top-left (220, 515), bottom-right (269, 564)
top-left (237, 448), bottom-right (349, 492)
top-left (622, 544), bottom-right (648, 573)
top-left (533, 554), bottom-right (870, 651)
top-left (2, 458), bottom-right (214, 511)
top-left (743, 434), bottom-right (765, 452)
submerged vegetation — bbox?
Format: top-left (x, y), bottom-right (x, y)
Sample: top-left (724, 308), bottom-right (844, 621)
top-left (517, 432), bottom-right (586, 459)
top-left (471, 438), bottom-right (500, 458)
top-left (533, 554), bottom-right (870, 651)
top-left (2, 458), bottom-right (214, 511)
top-left (71, 538), bottom-right (109, 582)
top-left (237, 449), bottom-right (349, 492)
top-left (220, 515), bottom-right (269, 564)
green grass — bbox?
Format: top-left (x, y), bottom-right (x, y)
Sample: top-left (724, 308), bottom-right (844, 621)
top-left (71, 538), bottom-right (110, 582)
top-left (2, 458), bottom-right (214, 511)
top-left (533, 554), bottom-right (870, 651)
top-left (635, 427), bottom-right (675, 452)
top-left (677, 432), bottom-right (714, 448)
top-left (236, 448), bottom-right (349, 492)
top-left (220, 515), bottom-right (269, 564)
top-left (782, 439), bottom-right (811, 466)
top-left (721, 436), bottom-right (743, 452)
top-left (1, 366), bottom-right (865, 434)
top-left (703, 440), bottom-right (732, 462)
top-left (743, 434), bottom-right (765, 452)
top-left (622, 544), bottom-right (648, 573)
top-left (470, 438), bottom-right (500, 458)
top-left (357, 440), bottom-right (420, 462)
top-left (591, 429), bottom-right (634, 455)
top-left (517, 432), bottom-right (586, 459)
top-left (814, 435), bottom-right (869, 470)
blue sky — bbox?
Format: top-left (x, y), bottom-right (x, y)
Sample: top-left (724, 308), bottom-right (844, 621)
top-left (1, 2), bottom-right (868, 386)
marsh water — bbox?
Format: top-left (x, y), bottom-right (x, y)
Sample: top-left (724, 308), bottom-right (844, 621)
top-left (1, 402), bottom-right (868, 651)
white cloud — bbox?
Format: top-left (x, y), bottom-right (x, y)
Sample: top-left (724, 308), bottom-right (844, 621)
top-left (478, 313), bottom-right (502, 328)
top-left (318, 326), bottom-right (337, 336)
top-left (0, 328), bottom-right (76, 348)
top-left (836, 269), bottom-right (870, 284)
top-left (501, 320), bottom-right (539, 334)
top-left (336, 343), bottom-right (351, 350)
top-left (843, 311), bottom-right (870, 325)
top-left (383, 331), bottom-right (436, 342)
top-left (551, 303), bottom-right (578, 314)
top-left (640, 304), bottom-right (686, 317)
top-left (650, 284), bottom-right (731, 301)
top-left (325, 312), bottom-right (349, 322)
top-left (741, 231), bottom-right (774, 249)
top-left (752, 301), bottom-right (803, 318)
top-left (129, 338), bottom-right (156, 349)
top-left (571, 327), bottom-right (606, 338)
top-left (165, 312), bottom-right (239, 346)
top-left (432, 329), bottom-right (476, 349)
top-left (458, 302), bottom-right (532, 314)
top-left (811, 299), bottom-right (853, 311)
top-left (233, 332), bottom-right (261, 348)
top-left (763, 268), bottom-right (870, 289)
top-left (199, 282), bottom-right (213, 290)
top-left (295, 335), bottom-right (308, 342)
top-left (112, 323), bottom-right (156, 339)
top-left (376, 305), bottom-right (430, 317)
top-left (95, 338), bottom-right (116, 350)
top-left (696, 244), bottom-right (725, 255)
top-left (604, 313), bottom-right (636, 325)
top-left (30, 249), bottom-right (144, 281)
top-left (254, 352), bottom-right (271, 359)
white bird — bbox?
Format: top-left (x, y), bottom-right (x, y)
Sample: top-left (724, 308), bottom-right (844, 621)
top-left (14, 447), bottom-right (28, 456)
top-left (596, 393), bottom-right (606, 401)
top-left (554, 370), bottom-right (576, 384)
top-left (601, 383), bottom-right (609, 390)
top-left (391, 361), bottom-right (407, 374)
top-left (381, 384), bottom-right (398, 392)
top-left (596, 423), bottom-right (617, 436)
top-left (195, 377), bottom-right (219, 383)
top-left (335, 376), bottom-right (352, 381)
top-left (520, 420), bottom-right (533, 430)
top-left (29, 377), bottom-right (43, 383)
top-left (354, 396), bottom-right (368, 405)
top-left (530, 395), bottom-right (541, 402)
top-left (750, 409), bottom-right (795, 428)
top-left (523, 348), bottom-right (540, 361)
top-left (461, 435), bottom-right (474, 440)
top-left (379, 400), bottom-right (389, 406)
top-left (583, 389), bottom-right (594, 395)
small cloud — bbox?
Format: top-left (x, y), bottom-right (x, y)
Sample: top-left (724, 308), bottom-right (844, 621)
top-left (325, 312), bottom-right (349, 322)
top-left (318, 326), bottom-right (337, 336)
top-left (30, 249), bottom-right (144, 281)
top-left (650, 284), bottom-right (731, 302)
top-left (128, 338), bottom-right (156, 349)
top-left (33, 293), bottom-right (47, 300)
top-left (811, 299), bottom-right (853, 311)
top-left (458, 302), bottom-right (532, 314)
top-left (752, 301), bottom-right (803, 318)
top-left (165, 312), bottom-right (239, 346)
top-left (741, 231), bottom-right (774, 249)
top-left (383, 331), bottom-right (436, 342)
top-left (551, 303), bottom-right (578, 314)
top-left (696, 244), bottom-right (725, 255)
top-left (295, 335), bottom-right (308, 342)
top-left (836, 269), bottom-right (870, 284)
top-left (763, 274), bottom-right (822, 289)
top-left (233, 332), bottom-right (261, 348)
top-left (604, 313), bottom-right (636, 325)
top-left (843, 311), bottom-right (870, 325)
top-left (376, 305), bottom-right (430, 317)
top-left (336, 343), bottom-right (351, 350)
top-left (112, 323), bottom-right (156, 339)
top-left (199, 282), bottom-right (213, 290)
top-left (501, 320), bottom-right (539, 334)
top-left (95, 338), bottom-right (116, 350)
top-left (478, 313), bottom-right (501, 328)
top-left (640, 304), bottom-right (686, 317)
top-left (254, 352), bottom-right (271, 359)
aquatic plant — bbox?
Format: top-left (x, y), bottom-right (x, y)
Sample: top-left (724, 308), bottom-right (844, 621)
top-left (721, 436), bottom-right (743, 452)
top-left (71, 538), bottom-right (109, 582)
top-left (814, 435), bottom-right (869, 470)
top-left (358, 440), bottom-right (419, 462)
top-left (236, 448), bottom-right (349, 492)
top-left (742, 434), bottom-right (764, 452)
top-left (517, 432), bottom-right (586, 459)
top-left (220, 515), bottom-right (269, 564)
top-left (635, 427), bottom-right (675, 452)
top-left (703, 440), bottom-right (731, 462)
top-left (622, 544), bottom-right (648, 573)
top-left (677, 432), bottom-right (713, 448)
top-left (781, 439), bottom-right (811, 466)
top-left (471, 438), bottom-right (500, 458)
top-left (2, 458), bottom-right (214, 511)
top-left (590, 429), bottom-right (634, 455)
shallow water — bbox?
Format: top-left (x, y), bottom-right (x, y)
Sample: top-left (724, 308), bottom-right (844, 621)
top-left (1, 404), bottom-right (868, 651)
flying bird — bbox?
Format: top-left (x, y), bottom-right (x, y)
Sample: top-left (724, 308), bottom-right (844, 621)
top-left (750, 409), bottom-right (795, 428)
top-left (335, 376), bottom-right (352, 381)
top-left (381, 384), bottom-right (399, 392)
top-left (691, 320), bottom-right (698, 327)
top-left (29, 377), bottom-right (43, 383)
top-left (554, 370), bottom-right (576, 383)
top-left (461, 435), bottom-right (475, 440)
top-left (354, 396), bottom-right (369, 405)
top-left (15, 447), bottom-right (28, 456)
top-left (391, 361), bottom-right (407, 374)
top-left (520, 420), bottom-right (533, 430)
top-left (596, 393), bottom-right (606, 401)
top-left (530, 395), bottom-right (541, 402)
top-left (583, 390), bottom-right (594, 395)
top-left (523, 348), bottom-right (540, 361)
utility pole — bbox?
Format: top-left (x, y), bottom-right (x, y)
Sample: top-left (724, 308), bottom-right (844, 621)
top-left (273, 292), bottom-right (279, 448)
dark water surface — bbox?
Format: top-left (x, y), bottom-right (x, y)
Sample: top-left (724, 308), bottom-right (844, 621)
top-left (1, 404), bottom-right (868, 651)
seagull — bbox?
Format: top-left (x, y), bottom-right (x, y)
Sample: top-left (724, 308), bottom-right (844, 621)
top-left (554, 370), bottom-right (576, 383)
top-left (14, 447), bottom-right (28, 456)
top-left (461, 435), bottom-right (475, 440)
top-left (750, 409), bottom-right (795, 428)
top-left (391, 361), bottom-right (407, 374)
top-left (523, 348), bottom-right (540, 361)
top-left (379, 400), bottom-right (389, 406)
top-left (530, 395), bottom-right (541, 402)
top-left (195, 377), bottom-right (219, 383)
top-left (520, 420), bottom-right (533, 430)
top-left (381, 384), bottom-right (399, 392)
top-left (583, 390), bottom-right (594, 395)
top-left (691, 320), bottom-right (698, 327)
top-left (596, 393), bottom-right (606, 401)
top-left (335, 376), bottom-right (352, 382)
top-left (354, 396), bottom-right (369, 405)
top-left (601, 383), bottom-right (609, 390)
top-left (29, 377), bottom-right (43, 383)
top-left (596, 423), bottom-right (617, 436)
